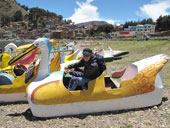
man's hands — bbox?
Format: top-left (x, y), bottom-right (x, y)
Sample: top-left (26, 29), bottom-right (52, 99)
top-left (65, 69), bottom-right (71, 74)
top-left (64, 66), bottom-right (71, 74)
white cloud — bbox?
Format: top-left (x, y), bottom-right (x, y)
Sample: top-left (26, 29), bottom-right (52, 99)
top-left (137, 0), bottom-right (170, 20)
top-left (106, 20), bottom-right (120, 25)
top-left (68, 0), bottom-right (120, 25)
top-left (69, 0), bottom-right (99, 24)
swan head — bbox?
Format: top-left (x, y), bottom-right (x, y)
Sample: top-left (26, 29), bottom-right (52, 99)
top-left (33, 38), bottom-right (51, 54)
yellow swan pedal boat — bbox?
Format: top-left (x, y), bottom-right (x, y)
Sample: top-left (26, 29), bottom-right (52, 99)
top-left (0, 43), bottom-right (41, 102)
top-left (12, 38), bottom-right (169, 117)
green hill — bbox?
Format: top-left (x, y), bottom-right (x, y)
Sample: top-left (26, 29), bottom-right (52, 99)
top-left (0, 0), bottom-right (28, 19)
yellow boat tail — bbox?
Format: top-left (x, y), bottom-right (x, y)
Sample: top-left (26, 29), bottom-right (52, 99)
top-left (64, 49), bottom-right (80, 63)
top-left (25, 38), bottom-right (169, 118)
top-left (49, 52), bottom-right (61, 73)
top-left (0, 53), bottom-right (14, 72)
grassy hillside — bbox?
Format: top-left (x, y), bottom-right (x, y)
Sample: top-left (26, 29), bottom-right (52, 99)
top-left (0, 0), bottom-right (28, 19)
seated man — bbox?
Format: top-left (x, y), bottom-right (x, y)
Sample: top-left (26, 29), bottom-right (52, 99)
top-left (66, 48), bottom-right (102, 91)
top-left (13, 64), bottom-right (27, 76)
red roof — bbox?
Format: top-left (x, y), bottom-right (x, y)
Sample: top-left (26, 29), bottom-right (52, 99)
top-left (120, 34), bottom-right (133, 37)
top-left (120, 31), bottom-right (129, 34)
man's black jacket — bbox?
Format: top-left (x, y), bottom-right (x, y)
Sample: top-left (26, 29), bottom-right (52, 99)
top-left (68, 54), bottom-right (101, 80)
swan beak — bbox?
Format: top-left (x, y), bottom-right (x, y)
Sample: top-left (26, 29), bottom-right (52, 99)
top-left (8, 44), bottom-right (38, 65)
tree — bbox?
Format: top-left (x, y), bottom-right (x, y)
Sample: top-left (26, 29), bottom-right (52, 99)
top-left (123, 21), bottom-right (138, 29)
top-left (146, 18), bottom-right (154, 24)
top-left (97, 24), bottom-right (114, 33)
top-left (89, 28), bottom-right (95, 36)
top-left (140, 19), bottom-right (147, 24)
top-left (156, 15), bottom-right (170, 31)
top-left (58, 15), bottom-right (63, 21)
top-left (103, 24), bottom-right (113, 33)
top-left (29, 7), bottom-right (58, 20)
top-left (66, 19), bottom-right (72, 24)
top-left (13, 10), bottom-right (23, 21)
top-left (21, 5), bottom-right (29, 11)
top-left (1, 15), bottom-right (10, 26)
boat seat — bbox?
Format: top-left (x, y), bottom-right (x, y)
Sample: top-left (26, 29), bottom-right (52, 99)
top-left (25, 66), bottom-right (35, 83)
top-left (13, 64), bottom-right (27, 76)
top-left (110, 64), bottom-right (137, 88)
top-left (122, 64), bottom-right (137, 81)
top-left (0, 73), bottom-right (14, 85)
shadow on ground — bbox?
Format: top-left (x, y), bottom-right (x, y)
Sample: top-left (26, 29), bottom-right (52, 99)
top-left (6, 97), bottom-right (168, 121)
top-left (0, 101), bottom-right (28, 106)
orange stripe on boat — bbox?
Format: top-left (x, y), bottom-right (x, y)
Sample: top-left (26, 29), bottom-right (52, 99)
top-left (31, 80), bottom-right (60, 103)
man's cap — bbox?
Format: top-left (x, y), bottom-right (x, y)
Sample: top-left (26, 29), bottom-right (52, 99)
top-left (83, 48), bottom-right (92, 55)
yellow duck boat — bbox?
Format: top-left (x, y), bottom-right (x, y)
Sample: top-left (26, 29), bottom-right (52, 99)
top-left (12, 38), bottom-right (169, 117)
top-left (0, 38), bottom-right (61, 103)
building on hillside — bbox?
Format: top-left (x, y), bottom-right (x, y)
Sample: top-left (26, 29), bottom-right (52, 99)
top-left (88, 22), bottom-right (97, 30)
top-left (83, 26), bottom-right (90, 35)
top-left (136, 25), bottom-right (147, 32)
top-left (144, 24), bottom-right (156, 34)
top-left (124, 24), bottom-right (156, 34)
top-left (50, 30), bottom-right (66, 39)
top-left (108, 32), bottom-right (120, 38)
top-left (66, 30), bottom-right (76, 39)
top-left (124, 26), bottom-right (137, 31)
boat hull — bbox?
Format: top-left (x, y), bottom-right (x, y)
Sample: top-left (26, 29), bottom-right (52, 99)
top-left (0, 93), bottom-right (26, 103)
top-left (29, 87), bottom-right (162, 117)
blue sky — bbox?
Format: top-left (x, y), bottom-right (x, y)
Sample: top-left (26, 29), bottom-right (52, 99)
top-left (16, 0), bottom-right (170, 25)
